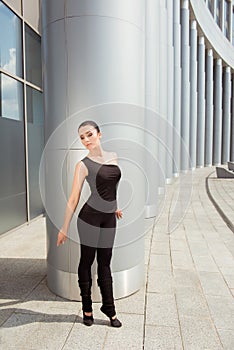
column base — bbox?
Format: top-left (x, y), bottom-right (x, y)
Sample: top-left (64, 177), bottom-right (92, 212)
top-left (145, 204), bottom-right (158, 218)
top-left (47, 260), bottom-right (145, 301)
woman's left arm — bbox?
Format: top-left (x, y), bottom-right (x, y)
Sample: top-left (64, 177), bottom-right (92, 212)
top-left (113, 152), bottom-right (123, 220)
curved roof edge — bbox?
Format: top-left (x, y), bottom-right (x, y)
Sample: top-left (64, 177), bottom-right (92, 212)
top-left (190, 0), bottom-right (234, 69)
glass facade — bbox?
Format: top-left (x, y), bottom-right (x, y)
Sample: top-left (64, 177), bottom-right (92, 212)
top-left (216, 0), bottom-right (222, 28)
top-left (207, 0), bottom-right (213, 14)
top-left (0, 2), bottom-right (23, 77)
top-left (205, 0), bottom-right (234, 45)
top-left (233, 5), bottom-right (234, 45)
top-left (0, 73), bottom-right (23, 120)
top-left (26, 86), bottom-right (44, 219)
top-left (25, 24), bottom-right (42, 88)
top-left (0, 0), bottom-right (44, 235)
top-left (224, 0), bottom-right (230, 38)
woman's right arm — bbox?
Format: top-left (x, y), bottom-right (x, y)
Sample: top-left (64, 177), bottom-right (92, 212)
top-left (57, 161), bottom-right (87, 246)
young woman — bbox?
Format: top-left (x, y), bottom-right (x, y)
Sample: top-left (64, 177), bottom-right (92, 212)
top-left (57, 120), bottom-right (123, 327)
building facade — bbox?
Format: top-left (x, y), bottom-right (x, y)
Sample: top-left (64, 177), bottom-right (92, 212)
top-left (0, 0), bottom-right (43, 235)
top-left (0, 0), bottom-right (234, 236)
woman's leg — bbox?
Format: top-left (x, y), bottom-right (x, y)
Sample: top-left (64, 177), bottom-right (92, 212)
top-left (78, 244), bottom-right (96, 282)
top-left (96, 214), bottom-right (121, 326)
top-left (78, 244), bottom-right (96, 314)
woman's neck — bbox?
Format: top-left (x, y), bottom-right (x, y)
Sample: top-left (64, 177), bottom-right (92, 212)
top-left (88, 146), bottom-right (104, 158)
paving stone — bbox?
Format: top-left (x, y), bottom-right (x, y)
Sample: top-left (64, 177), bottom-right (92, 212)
top-left (151, 240), bottom-right (170, 255)
top-left (171, 251), bottom-right (194, 270)
top-left (188, 240), bottom-right (210, 256)
top-left (144, 325), bottom-right (183, 350)
top-left (147, 267), bottom-right (174, 294)
top-left (175, 286), bottom-right (211, 319)
top-left (103, 313), bottom-right (144, 349)
top-left (198, 271), bottom-right (232, 297)
top-left (146, 293), bottom-right (179, 328)
top-left (115, 286), bottom-right (145, 315)
top-left (0, 312), bottom-right (75, 350)
top-left (222, 274), bottom-right (234, 289)
top-left (206, 295), bottom-right (234, 330)
top-left (173, 269), bottom-right (202, 289)
top-left (217, 329), bottom-right (234, 350)
top-left (149, 254), bottom-right (171, 271)
top-left (179, 315), bottom-right (223, 350)
top-left (170, 239), bottom-right (190, 252)
top-left (192, 255), bottom-right (219, 272)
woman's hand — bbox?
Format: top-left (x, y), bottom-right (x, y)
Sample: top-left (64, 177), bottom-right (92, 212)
top-left (115, 209), bottom-right (123, 219)
top-left (57, 231), bottom-right (67, 247)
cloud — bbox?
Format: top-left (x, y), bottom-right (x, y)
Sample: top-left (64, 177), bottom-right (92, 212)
top-left (1, 71), bottom-right (23, 121)
top-left (3, 48), bottom-right (16, 73)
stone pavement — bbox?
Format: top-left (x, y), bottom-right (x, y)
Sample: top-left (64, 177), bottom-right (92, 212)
top-left (0, 167), bottom-right (234, 350)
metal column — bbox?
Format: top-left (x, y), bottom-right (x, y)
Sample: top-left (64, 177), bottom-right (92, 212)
top-left (180, 0), bottom-right (190, 172)
top-left (41, 0), bottom-right (145, 301)
top-left (222, 66), bottom-right (231, 163)
top-left (144, 0), bottom-right (161, 218)
top-left (189, 20), bottom-right (197, 170)
top-left (231, 74), bottom-right (234, 161)
top-left (197, 36), bottom-right (206, 167)
top-left (213, 58), bottom-right (222, 165)
top-left (205, 49), bottom-right (214, 166)
top-left (173, 0), bottom-right (181, 176)
top-left (166, 0), bottom-right (174, 182)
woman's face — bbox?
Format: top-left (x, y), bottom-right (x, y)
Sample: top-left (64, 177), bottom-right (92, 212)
top-left (78, 125), bottom-right (101, 149)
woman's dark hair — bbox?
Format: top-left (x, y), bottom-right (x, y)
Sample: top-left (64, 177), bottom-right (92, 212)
top-left (78, 120), bottom-right (100, 133)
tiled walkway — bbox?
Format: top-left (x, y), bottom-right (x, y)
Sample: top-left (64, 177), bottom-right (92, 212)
top-left (0, 167), bottom-right (233, 349)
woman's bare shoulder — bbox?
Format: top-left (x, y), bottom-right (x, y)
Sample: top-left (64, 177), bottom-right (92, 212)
top-left (75, 160), bottom-right (88, 176)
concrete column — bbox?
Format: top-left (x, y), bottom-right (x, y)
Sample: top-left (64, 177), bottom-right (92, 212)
top-left (205, 49), bottom-right (214, 166)
top-left (213, 58), bottom-right (222, 165)
top-left (189, 20), bottom-right (197, 170)
top-left (197, 36), bottom-right (206, 167)
top-left (222, 66), bottom-right (231, 163)
top-left (180, 0), bottom-right (190, 172)
top-left (41, 0), bottom-right (145, 301)
top-left (173, 0), bottom-right (181, 176)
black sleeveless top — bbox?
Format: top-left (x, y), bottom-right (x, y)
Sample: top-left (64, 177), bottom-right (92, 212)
top-left (80, 156), bottom-right (121, 213)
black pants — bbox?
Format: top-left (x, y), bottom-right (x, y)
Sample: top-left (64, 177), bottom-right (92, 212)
top-left (77, 203), bottom-right (116, 282)
top-left (78, 244), bottom-right (113, 282)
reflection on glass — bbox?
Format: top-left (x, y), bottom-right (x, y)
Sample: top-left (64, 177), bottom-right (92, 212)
top-left (0, 73), bottom-right (23, 121)
top-left (25, 24), bottom-right (42, 88)
top-left (233, 7), bottom-right (234, 45)
top-left (26, 86), bottom-right (44, 218)
top-left (216, 0), bottom-right (222, 28)
top-left (224, 0), bottom-right (230, 38)
top-left (208, 0), bottom-right (213, 15)
top-left (0, 1), bottom-right (23, 77)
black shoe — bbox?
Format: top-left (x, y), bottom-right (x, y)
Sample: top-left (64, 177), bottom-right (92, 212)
top-left (110, 316), bottom-right (122, 328)
top-left (83, 312), bottom-right (94, 326)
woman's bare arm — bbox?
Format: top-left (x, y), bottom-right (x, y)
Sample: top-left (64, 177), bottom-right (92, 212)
top-left (57, 161), bottom-right (87, 246)
top-left (112, 152), bottom-right (123, 220)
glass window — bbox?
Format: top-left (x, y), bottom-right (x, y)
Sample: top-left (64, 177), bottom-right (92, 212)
top-left (216, 0), bottom-right (222, 28)
top-left (0, 1), bottom-right (23, 77)
top-left (207, 0), bottom-right (213, 15)
top-left (26, 86), bottom-right (44, 218)
top-left (25, 24), bottom-right (42, 87)
top-left (224, 0), bottom-right (230, 38)
top-left (0, 73), bottom-right (24, 121)
top-left (232, 6), bottom-right (234, 45)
